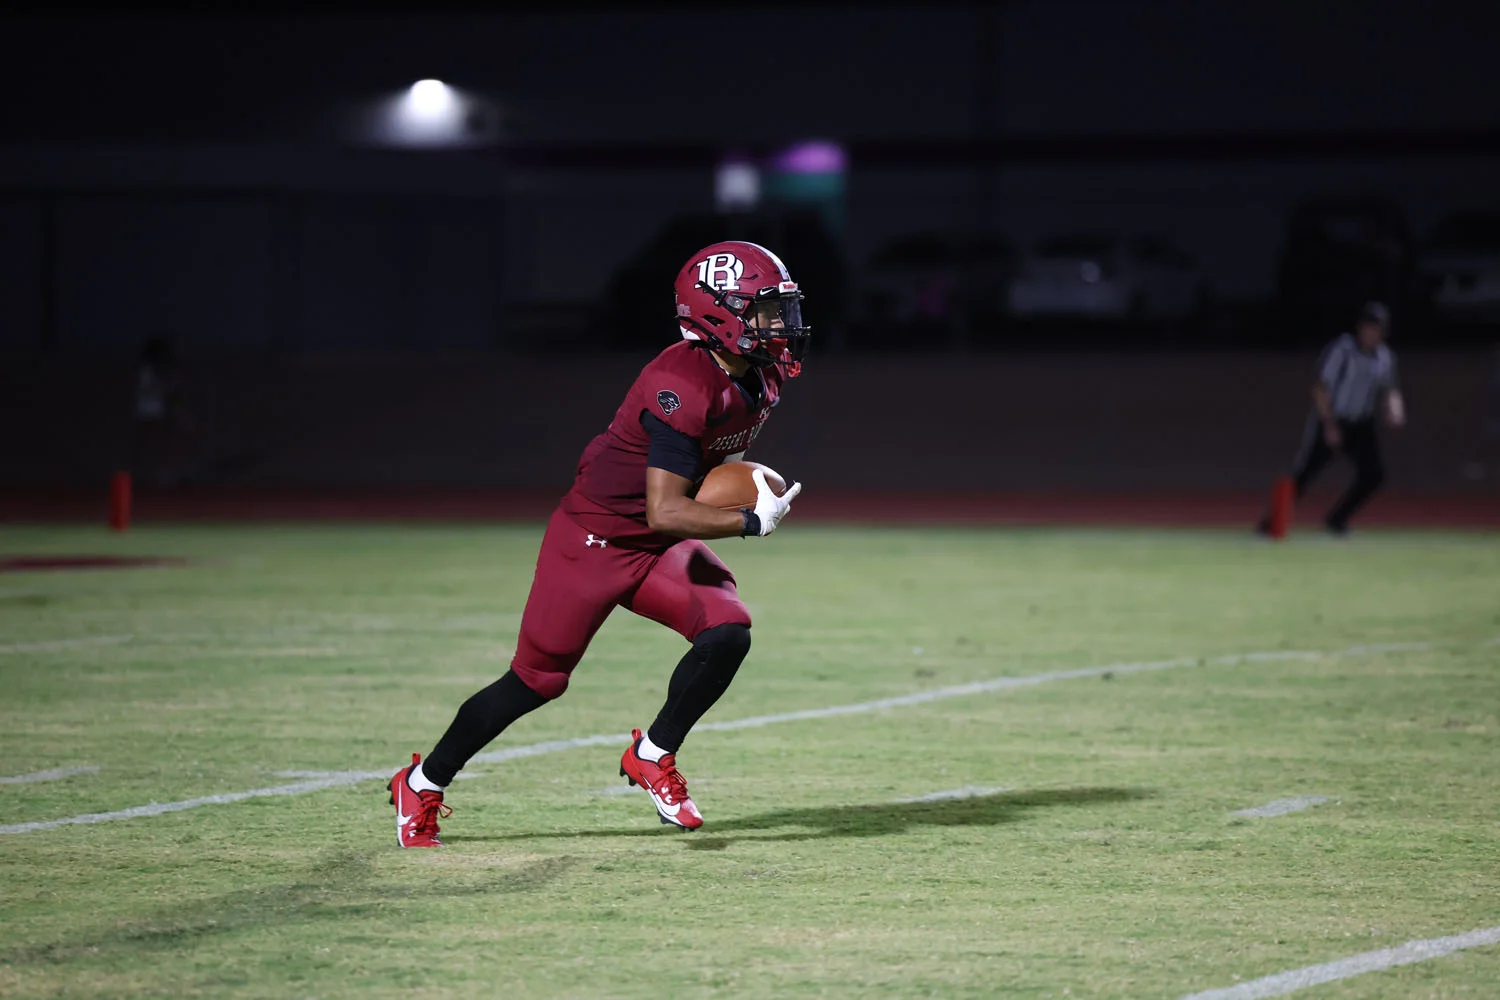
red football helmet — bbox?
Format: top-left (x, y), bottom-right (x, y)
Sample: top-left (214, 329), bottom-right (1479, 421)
top-left (674, 241), bottom-right (810, 376)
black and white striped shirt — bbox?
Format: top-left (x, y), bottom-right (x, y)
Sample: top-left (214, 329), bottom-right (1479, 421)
top-left (1317, 333), bottom-right (1397, 422)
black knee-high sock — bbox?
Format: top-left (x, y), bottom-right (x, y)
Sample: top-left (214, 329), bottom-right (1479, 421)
top-left (647, 623), bottom-right (751, 754)
top-left (423, 670), bottom-right (549, 787)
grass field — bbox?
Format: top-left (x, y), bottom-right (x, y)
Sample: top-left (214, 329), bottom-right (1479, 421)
top-left (1, 523), bottom-right (1498, 999)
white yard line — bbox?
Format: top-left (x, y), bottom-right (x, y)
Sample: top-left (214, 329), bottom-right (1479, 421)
top-left (0, 765), bottom-right (100, 785)
top-left (0, 771), bottom-right (386, 835)
top-left (1233, 796), bottom-right (1332, 819)
top-left (468, 733), bottom-right (631, 766)
top-left (0, 635), bottom-right (133, 655)
top-left (1338, 641), bottom-right (1441, 656)
top-left (272, 768), bottom-right (484, 782)
top-left (0, 636), bottom-right (1477, 837)
top-left (1176, 925), bottom-right (1500, 1000)
top-left (694, 647), bottom-right (1322, 730)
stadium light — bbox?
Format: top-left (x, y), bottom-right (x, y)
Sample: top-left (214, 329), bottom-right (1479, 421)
top-left (715, 160), bottom-right (761, 212)
top-left (393, 79), bottom-right (464, 144)
top-left (406, 79), bottom-right (455, 120)
top-left (343, 79), bottom-right (502, 148)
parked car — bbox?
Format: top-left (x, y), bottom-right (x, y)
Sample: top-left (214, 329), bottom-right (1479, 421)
top-left (1418, 211), bottom-right (1500, 327)
top-left (1005, 235), bottom-right (1206, 327)
top-left (1275, 195), bottom-right (1416, 343)
top-left (854, 233), bottom-right (1015, 347)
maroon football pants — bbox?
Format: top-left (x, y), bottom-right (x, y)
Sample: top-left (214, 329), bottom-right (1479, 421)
top-left (508, 508), bottom-right (752, 699)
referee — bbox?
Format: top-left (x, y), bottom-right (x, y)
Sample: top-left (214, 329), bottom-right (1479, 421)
top-left (1258, 301), bottom-right (1407, 535)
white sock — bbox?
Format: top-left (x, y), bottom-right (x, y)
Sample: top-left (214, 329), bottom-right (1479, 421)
top-left (636, 732), bottom-right (671, 763)
top-left (407, 762), bottom-right (445, 794)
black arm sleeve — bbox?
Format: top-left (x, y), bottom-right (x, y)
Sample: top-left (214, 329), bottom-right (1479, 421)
top-left (640, 412), bottom-right (703, 480)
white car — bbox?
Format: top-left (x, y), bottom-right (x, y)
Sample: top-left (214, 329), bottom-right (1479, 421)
top-left (1006, 235), bottom-right (1205, 324)
top-left (1420, 213), bottom-right (1500, 325)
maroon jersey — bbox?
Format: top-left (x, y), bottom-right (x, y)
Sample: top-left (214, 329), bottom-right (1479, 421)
top-left (560, 341), bottom-right (783, 550)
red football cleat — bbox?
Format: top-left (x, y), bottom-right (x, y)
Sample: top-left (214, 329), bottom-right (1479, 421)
top-left (387, 753), bottom-right (452, 848)
top-left (619, 729), bottom-right (704, 830)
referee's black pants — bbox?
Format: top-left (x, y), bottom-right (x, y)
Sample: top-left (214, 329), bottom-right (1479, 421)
top-left (1290, 415), bottom-right (1386, 530)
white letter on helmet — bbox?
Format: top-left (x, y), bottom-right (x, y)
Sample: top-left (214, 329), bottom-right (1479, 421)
top-left (696, 253), bottom-right (744, 291)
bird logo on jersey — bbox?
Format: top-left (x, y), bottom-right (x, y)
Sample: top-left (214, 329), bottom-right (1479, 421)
top-left (656, 390), bottom-right (682, 415)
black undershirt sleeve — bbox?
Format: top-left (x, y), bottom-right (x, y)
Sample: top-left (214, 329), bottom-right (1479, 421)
top-left (641, 412), bottom-right (703, 481)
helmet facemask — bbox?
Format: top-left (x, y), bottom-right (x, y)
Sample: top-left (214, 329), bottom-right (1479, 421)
top-left (695, 280), bottom-right (811, 370)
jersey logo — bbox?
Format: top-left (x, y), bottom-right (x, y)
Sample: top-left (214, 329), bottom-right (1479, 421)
top-left (585, 534), bottom-right (609, 548)
top-left (695, 253), bottom-right (744, 291)
top-left (656, 390), bottom-right (682, 416)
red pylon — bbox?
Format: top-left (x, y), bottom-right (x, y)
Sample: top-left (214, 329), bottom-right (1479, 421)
top-left (1267, 476), bottom-right (1294, 539)
top-left (109, 471), bottom-right (132, 532)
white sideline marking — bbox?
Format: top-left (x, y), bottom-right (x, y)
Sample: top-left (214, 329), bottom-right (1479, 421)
top-left (1176, 925), bottom-right (1500, 1000)
top-left (1339, 641), bottom-right (1439, 656)
top-left (695, 648), bottom-right (1312, 729)
top-left (0, 765), bottom-right (100, 785)
top-left (896, 785), bottom-right (1008, 803)
top-left (0, 771), bottom-right (385, 835)
top-left (272, 768), bottom-right (483, 782)
top-left (472, 647), bottom-right (1332, 763)
top-left (1233, 796), bottom-right (1331, 819)
top-left (0, 635), bottom-right (133, 655)
top-left (469, 733), bottom-right (628, 766)
top-left (0, 636), bottom-right (1479, 836)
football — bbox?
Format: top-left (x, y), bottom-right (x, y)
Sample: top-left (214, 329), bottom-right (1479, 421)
top-left (694, 461), bottom-right (787, 510)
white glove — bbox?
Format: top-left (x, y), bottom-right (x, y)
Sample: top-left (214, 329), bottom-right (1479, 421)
top-left (750, 468), bottom-right (802, 536)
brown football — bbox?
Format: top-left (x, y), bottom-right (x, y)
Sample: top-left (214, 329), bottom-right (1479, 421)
top-left (694, 461), bottom-right (787, 510)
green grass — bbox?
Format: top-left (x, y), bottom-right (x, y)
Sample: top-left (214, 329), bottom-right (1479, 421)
top-left (1, 523), bottom-right (1498, 999)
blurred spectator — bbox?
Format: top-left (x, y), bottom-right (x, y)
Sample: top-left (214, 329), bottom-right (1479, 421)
top-left (132, 333), bottom-right (193, 487)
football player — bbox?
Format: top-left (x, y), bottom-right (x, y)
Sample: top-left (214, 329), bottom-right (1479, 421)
top-left (388, 241), bottom-right (808, 846)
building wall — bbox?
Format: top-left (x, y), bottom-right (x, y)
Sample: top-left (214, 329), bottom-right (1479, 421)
top-left (5, 350), bottom-right (1495, 494)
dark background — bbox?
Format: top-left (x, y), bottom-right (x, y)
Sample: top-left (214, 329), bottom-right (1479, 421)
top-left (2, 2), bottom-right (1498, 505)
